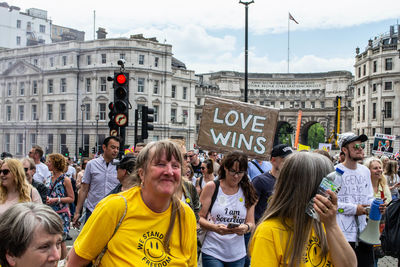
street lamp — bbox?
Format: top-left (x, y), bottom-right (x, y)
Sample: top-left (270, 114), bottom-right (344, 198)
top-left (382, 108), bottom-right (386, 134)
top-left (81, 104), bottom-right (85, 157)
top-left (95, 114), bottom-right (99, 154)
top-left (239, 0), bottom-right (254, 103)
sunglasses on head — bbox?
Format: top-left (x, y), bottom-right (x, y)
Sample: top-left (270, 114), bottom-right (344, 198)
top-left (353, 143), bottom-right (365, 150)
top-left (0, 169), bottom-right (10, 175)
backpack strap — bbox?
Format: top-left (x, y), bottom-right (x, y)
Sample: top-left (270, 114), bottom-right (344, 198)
top-left (251, 160), bottom-right (264, 174)
top-left (208, 180), bottom-right (220, 214)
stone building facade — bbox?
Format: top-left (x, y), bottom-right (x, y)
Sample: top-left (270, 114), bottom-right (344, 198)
top-left (354, 25), bottom-right (400, 154)
top-left (0, 36), bottom-right (196, 158)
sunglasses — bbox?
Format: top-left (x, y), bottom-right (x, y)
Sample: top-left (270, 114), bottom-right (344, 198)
top-left (353, 143), bottom-right (365, 150)
top-left (228, 169), bottom-right (245, 176)
top-left (24, 168), bottom-right (29, 172)
top-left (200, 167), bottom-right (206, 170)
top-left (0, 169), bottom-right (10, 175)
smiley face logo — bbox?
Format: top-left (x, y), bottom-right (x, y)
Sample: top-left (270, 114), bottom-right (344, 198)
top-left (304, 236), bottom-right (329, 266)
top-left (144, 237), bottom-right (168, 262)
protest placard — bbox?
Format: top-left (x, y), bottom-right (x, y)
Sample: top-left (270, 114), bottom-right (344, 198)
top-left (372, 133), bottom-right (395, 157)
top-left (197, 96), bottom-right (279, 160)
top-left (318, 143), bottom-right (332, 152)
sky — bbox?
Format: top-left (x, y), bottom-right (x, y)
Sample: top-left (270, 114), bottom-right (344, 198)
top-left (8, 0), bottom-right (400, 74)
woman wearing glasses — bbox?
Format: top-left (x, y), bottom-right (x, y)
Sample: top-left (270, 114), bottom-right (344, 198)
top-left (199, 151), bottom-right (257, 266)
top-left (0, 158), bottom-right (42, 215)
top-left (196, 159), bottom-right (215, 195)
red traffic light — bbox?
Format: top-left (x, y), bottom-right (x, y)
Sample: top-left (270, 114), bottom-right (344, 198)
top-left (116, 74), bottom-right (127, 84)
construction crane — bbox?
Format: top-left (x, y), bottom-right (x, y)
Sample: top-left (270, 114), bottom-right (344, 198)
top-left (327, 96), bottom-right (341, 148)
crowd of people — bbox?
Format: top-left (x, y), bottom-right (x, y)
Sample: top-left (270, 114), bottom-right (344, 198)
top-left (0, 132), bottom-right (399, 266)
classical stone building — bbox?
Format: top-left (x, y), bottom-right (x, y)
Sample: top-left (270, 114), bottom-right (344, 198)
top-left (196, 71), bottom-right (354, 147)
top-left (0, 35), bottom-right (197, 158)
top-left (354, 25), bottom-right (400, 154)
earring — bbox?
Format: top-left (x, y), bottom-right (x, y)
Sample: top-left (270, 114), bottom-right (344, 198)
top-left (141, 180), bottom-right (144, 188)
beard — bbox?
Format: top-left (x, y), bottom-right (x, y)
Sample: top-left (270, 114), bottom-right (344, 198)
top-left (349, 151), bottom-right (363, 162)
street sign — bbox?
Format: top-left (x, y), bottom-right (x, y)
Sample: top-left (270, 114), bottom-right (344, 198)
top-left (115, 113), bottom-right (128, 127)
top-left (110, 129), bottom-right (118, 136)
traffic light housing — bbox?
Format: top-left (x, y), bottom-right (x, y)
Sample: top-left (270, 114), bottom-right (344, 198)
top-left (108, 102), bottom-right (119, 136)
top-left (113, 72), bottom-right (129, 128)
top-left (141, 106), bottom-right (154, 140)
top-left (92, 147), bottom-right (96, 154)
top-left (79, 147), bottom-right (83, 156)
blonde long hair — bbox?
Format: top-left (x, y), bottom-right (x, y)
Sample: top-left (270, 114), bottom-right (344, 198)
top-left (0, 158), bottom-right (31, 203)
top-left (254, 152), bottom-right (333, 267)
top-left (364, 157), bottom-right (387, 187)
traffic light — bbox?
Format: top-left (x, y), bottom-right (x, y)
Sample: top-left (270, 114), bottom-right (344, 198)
top-left (92, 147), bottom-right (96, 154)
top-left (141, 106), bottom-right (154, 140)
top-left (113, 72), bottom-right (129, 128)
top-left (79, 147), bottom-right (83, 156)
top-left (64, 147), bottom-right (69, 157)
top-left (83, 149), bottom-right (89, 158)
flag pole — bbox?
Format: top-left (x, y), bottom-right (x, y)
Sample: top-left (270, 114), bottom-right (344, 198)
top-left (287, 12), bottom-right (290, 73)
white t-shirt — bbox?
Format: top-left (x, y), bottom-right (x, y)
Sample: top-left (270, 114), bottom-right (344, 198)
top-left (334, 163), bottom-right (374, 242)
top-left (65, 165), bottom-right (76, 179)
top-left (33, 162), bottom-right (52, 188)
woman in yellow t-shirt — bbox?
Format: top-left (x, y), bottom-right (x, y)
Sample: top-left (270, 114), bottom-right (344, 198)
top-left (250, 152), bottom-right (357, 267)
top-left (67, 140), bottom-right (197, 267)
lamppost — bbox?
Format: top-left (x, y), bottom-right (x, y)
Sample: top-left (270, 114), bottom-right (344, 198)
top-left (95, 114), bottom-right (99, 154)
top-left (239, 0), bottom-right (254, 103)
top-left (81, 104), bottom-right (85, 157)
top-left (382, 108), bottom-right (386, 134)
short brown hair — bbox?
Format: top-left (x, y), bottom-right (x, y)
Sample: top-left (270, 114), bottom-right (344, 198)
top-left (48, 153), bottom-right (67, 173)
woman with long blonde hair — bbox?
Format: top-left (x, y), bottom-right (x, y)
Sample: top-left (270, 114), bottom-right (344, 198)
top-left (250, 152), bottom-right (356, 267)
top-left (0, 158), bottom-right (41, 215)
top-left (364, 157), bottom-right (391, 204)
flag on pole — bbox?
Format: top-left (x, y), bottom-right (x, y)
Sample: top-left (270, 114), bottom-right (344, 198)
top-left (289, 13), bottom-right (299, 24)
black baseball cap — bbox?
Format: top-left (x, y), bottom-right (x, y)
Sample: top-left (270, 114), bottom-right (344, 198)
top-left (112, 155), bottom-right (136, 173)
top-left (271, 144), bottom-right (293, 158)
top-left (338, 132), bottom-right (368, 149)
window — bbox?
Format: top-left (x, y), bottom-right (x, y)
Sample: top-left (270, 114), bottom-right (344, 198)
top-left (311, 101), bottom-right (315, 108)
top-left (137, 104), bottom-right (144, 119)
top-left (154, 106), bottom-right (159, 122)
top-left (384, 102), bottom-right (392, 118)
top-left (32, 105), bottom-right (37, 120)
top-left (171, 85), bottom-right (176, 98)
top-left (60, 104), bottom-right (66, 120)
top-left (138, 78), bottom-right (145, 92)
top-left (30, 134), bottom-right (37, 147)
top-left (320, 101), bottom-right (325, 109)
top-left (39, 25), bottom-right (45, 33)
top-left (7, 83), bottom-right (12, 96)
top-left (362, 104), bottom-right (365, 121)
top-left (84, 104), bottom-right (90, 120)
top-left (85, 78), bottom-right (91, 93)
top-left (99, 103), bottom-right (106, 120)
top-left (373, 61), bottom-right (377, 73)
top-left (100, 77), bottom-right (107, 92)
top-left (120, 53), bottom-right (126, 60)
top-left (87, 55), bottom-right (91, 65)
top-left (62, 56), bottom-right (67, 66)
top-left (6, 106), bottom-right (11, 121)
top-left (16, 20), bottom-right (21, 28)
top-left (154, 57), bottom-right (159, 67)
top-left (183, 87), bottom-right (187, 99)
top-left (4, 133), bottom-right (10, 152)
top-left (84, 134), bottom-right (90, 152)
top-left (372, 128), bottom-right (376, 136)
top-left (50, 57), bottom-right (54, 67)
top-left (171, 108), bottom-right (177, 122)
top-left (16, 134), bottom-right (23, 155)
top-left (289, 101), bottom-right (294, 108)
top-left (60, 78), bottom-right (67, 93)
top-left (384, 82), bottom-right (392, 90)
top-left (197, 98), bottom-right (201, 105)
top-left (373, 83), bottom-right (377, 92)
top-left (384, 128), bottom-right (392, 135)
top-left (357, 106), bottom-right (360, 122)
top-left (196, 113), bottom-right (201, 121)
top-left (153, 80), bottom-right (159, 94)
top-left (32, 81), bottom-right (38, 95)
top-left (385, 58), bottom-right (393, 71)
top-left (101, 54), bottom-right (106, 64)
top-left (358, 67), bottom-right (361, 78)
top-left (18, 105), bottom-right (24, 121)
top-left (47, 104), bottom-right (53, 121)
top-left (363, 64), bottom-right (366, 76)
top-left (33, 58), bottom-right (38, 66)
top-left (48, 134), bottom-right (54, 154)
top-left (139, 55), bottom-right (144, 65)
top-left (16, 36), bottom-right (21, 45)
top-left (182, 109), bottom-right (188, 124)
top-left (357, 88), bottom-right (360, 96)
top-left (372, 103), bottom-right (376, 119)
top-left (301, 101), bottom-right (305, 109)
top-left (280, 102), bottom-right (284, 108)
top-left (362, 86), bottom-right (365, 94)
top-left (60, 134), bottom-right (67, 154)
top-left (19, 82), bottom-right (24, 96)
top-left (48, 79), bottom-right (53, 93)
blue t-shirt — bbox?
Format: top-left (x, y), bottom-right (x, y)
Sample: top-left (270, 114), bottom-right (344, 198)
top-left (247, 160), bottom-right (272, 180)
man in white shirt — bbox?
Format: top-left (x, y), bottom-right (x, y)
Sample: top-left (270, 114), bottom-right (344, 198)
top-left (335, 132), bottom-right (374, 267)
top-left (29, 145), bottom-right (51, 187)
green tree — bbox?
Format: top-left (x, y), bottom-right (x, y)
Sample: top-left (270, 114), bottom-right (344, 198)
top-left (278, 123), bottom-right (293, 146)
top-left (307, 123), bottom-right (325, 149)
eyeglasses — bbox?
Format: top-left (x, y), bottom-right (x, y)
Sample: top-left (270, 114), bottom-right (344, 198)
top-left (200, 167), bottom-right (206, 170)
top-left (228, 169), bottom-right (245, 176)
top-left (24, 168), bottom-right (29, 173)
top-left (353, 143), bottom-right (365, 150)
top-left (188, 155), bottom-right (195, 158)
top-left (0, 169), bottom-right (10, 175)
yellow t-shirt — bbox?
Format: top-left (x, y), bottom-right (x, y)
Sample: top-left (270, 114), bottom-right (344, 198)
top-left (250, 217), bottom-right (333, 267)
top-left (74, 186), bottom-right (197, 267)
